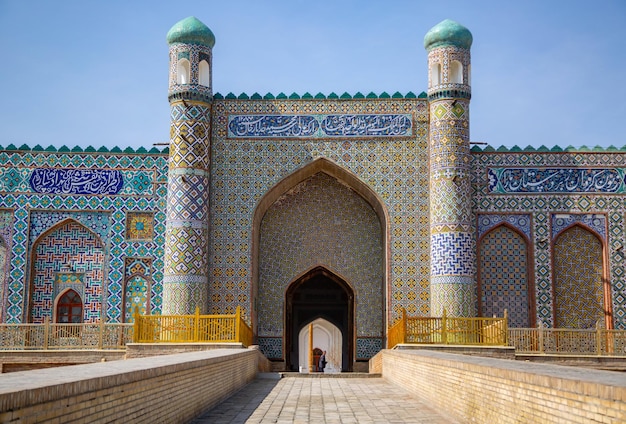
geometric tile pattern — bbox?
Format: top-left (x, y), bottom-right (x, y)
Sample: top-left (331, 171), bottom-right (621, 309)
top-left (126, 212), bottom-right (155, 241)
top-left (0, 148), bottom-right (167, 323)
top-left (553, 225), bottom-right (605, 329)
top-left (477, 213), bottom-right (532, 240)
top-left (258, 172), bottom-right (383, 338)
top-left (0, 209), bottom-right (13, 323)
top-left (479, 225), bottom-right (530, 327)
top-left (257, 337), bottom-right (283, 360)
top-left (551, 213), bottom-right (606, 241)
top-left (31, 220), bottom-right (105, 323)
top-left (356, 338), bottom-right (383, 360)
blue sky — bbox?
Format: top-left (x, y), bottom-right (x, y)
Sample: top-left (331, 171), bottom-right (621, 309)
top-left (0, 0), bottom-right (625, 150)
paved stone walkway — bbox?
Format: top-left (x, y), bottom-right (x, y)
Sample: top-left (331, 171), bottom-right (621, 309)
top-left (190, 374), bottom-right (459, 423)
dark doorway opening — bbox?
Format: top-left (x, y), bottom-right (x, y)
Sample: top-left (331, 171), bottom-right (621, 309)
top-left (285, 267), bottom-right (354, 372)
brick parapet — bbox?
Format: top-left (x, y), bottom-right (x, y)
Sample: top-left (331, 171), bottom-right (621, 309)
top-left (380, 349), bottom-right (626, 423)
top-left (0, 349), bottom-right (257, 423)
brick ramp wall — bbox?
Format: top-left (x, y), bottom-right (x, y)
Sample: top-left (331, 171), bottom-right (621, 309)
top-left (0, 349), bottom-right (258, 423)
top-left (380, 349), bottom-right (626, 423)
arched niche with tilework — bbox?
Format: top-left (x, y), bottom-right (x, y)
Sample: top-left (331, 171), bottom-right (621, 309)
top-left (552, 224), bottom-right (612, 329)
top-left (28, 218), bottom-right (106, 323)
top-left (477, 223), bottom-right (535, 328)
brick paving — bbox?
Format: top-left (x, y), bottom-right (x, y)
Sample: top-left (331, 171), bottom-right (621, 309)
top-left (190, 373), bottom-right (459, 423)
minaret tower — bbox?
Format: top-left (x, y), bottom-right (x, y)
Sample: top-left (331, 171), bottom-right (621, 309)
top-left (424, 20), bottom-right (476, 316)
top-left (163, 17), bottom-right (214, 314)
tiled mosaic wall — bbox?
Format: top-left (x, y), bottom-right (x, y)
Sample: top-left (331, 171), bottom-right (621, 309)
top-left (472, 148), bottom-right (626, 329)
top-left (0, 147), bottom-right (168, 323)
top-left (209, 97), bottom-right (432, 347)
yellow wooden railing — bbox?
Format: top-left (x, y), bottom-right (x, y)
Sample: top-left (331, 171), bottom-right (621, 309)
top-left (0, 319), bottom-right (133, 350)
top-left (508, 322), bottom-right (626, 356)
top-left (133, 306), bottom-right (253, 346)
top-left (388, 309), bottom-right (508, 348)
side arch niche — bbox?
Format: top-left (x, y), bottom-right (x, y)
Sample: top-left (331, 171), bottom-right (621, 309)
top-left (29, 219), bottom-right (106, 323)
top-left (478, 224), bottom-right (534, 327)
top-left (252, 158), bottom-right (388, 366)
top-left (553, 224), bottom-right (610, 329)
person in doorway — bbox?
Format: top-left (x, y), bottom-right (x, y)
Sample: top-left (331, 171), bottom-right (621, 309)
top-left (318, 350), bottom-right (327, 372)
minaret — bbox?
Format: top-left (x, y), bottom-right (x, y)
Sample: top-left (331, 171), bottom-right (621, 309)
top-left (424, 20), bottom-right (476, 316)
top-left (162, 17), bottom-right (214, 314)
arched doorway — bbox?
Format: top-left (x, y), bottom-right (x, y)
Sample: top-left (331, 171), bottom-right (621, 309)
top-left (285, 267), bottom-right (354, 372)
top-left (298, 318), bottom-right (343, 373)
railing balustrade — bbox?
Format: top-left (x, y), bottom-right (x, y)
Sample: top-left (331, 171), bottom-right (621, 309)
top-left (0, 319), bottom-right (132, 350)
top-left (388, 309), bottom-right (508, 348)
top-left (508, 323), bottom-right (626, 356)
top-left (133, 306), bottom-right (253, 346)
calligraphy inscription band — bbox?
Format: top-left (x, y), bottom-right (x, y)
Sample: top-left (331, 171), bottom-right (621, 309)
top-left (228, 114), bottom-right (412, 138)
top-left (488, 168), bottom-right (626, 194)
top-left (30, 168), bottom-right (124, 195)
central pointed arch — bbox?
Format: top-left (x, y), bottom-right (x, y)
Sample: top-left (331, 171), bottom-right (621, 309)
top-left (251, 158), bottom-right (390, 365)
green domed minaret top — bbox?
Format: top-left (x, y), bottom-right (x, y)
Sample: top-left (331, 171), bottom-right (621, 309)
top-left (167, 16), bottom-right (215, 48)
top-left (424, 19), bottom-right (472, 51)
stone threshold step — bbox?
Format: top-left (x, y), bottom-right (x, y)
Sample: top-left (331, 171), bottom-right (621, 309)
top-left (277, 372), bottom-right (381, 378)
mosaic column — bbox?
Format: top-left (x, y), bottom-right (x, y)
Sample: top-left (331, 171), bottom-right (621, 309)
top-left (424, 20), bottom-right (476, 316)
top-left (162, 17), bottom-right (215, 314)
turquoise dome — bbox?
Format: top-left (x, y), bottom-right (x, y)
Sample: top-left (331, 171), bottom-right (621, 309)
top-left (167, 16), bottom-right (215, 47)
top-left (424, 19), bottom-right (472, 50)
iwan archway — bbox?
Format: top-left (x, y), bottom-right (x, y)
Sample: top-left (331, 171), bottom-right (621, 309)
top-left (286, 267), bottom-right (353, 371)
top-left (252, 158), bottom-right (388, 369)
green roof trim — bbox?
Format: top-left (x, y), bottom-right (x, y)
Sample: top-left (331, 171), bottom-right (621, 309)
top-left (212, 91), bottom-right (427, 99)
top-left (19, 144), bottom-right (30, 150)
top-left (45, 145), bottom-right (56, 152)
top-left (110, 147), bottom-right (122, 153)
top-left (32, 144), bottom-right (44, 151)
top-left (124, 147), bottom-right (135, 153)
top-left (71, 146), bottom-right (83, 152)
top-left (58, 145), bottom-right (70, 152)
top-left (5, 144), bottom-right (17, 150)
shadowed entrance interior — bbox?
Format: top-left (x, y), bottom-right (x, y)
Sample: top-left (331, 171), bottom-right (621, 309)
top-left (285, 267), bottom-right (354, 372)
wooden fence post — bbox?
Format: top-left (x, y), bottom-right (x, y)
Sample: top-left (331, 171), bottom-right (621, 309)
top-left (402, 308), bottom-right (407, 344)
top-left (442, 309), bottom-right (448, 345)
top-left (194, 306), bottom-right (200, 342)
top-left (538, 322), bottom-right (544, 354)
top-left (99, 319), bottom-right (104, 350)
top-left (235, 306), bottom-right (241, 343)
top-left (43, 316), bottom-right (50, 350)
